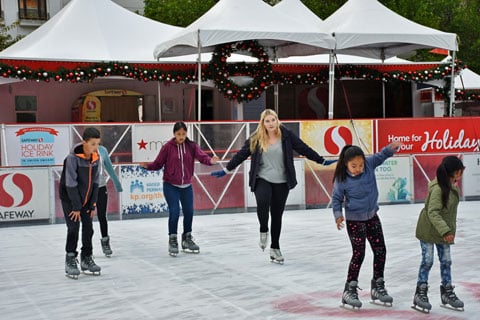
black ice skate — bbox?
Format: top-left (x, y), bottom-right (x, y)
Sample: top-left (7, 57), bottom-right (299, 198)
top-left (440, 284), bottom-right (464, 311)
top-left (168, 234), bottom-right (179, 257)
top-left (269, 248), bottom-right (284, 264)
top-left (341, 281), bottom-right (362, 310)
top-left (100, 236), bottom-right (112, 257)
top-left (259, 232), bottom-right (268, 251)
top-left (65, 252), bottom-right (80, 280)
top-left (411, 283), bottom-right (432, 313)
top-left (370, 277), bottom-right (393, 306)
top-left (81, 255), bottom-right (101, 275)
top-left (182, 232), bottom-right (200, 253)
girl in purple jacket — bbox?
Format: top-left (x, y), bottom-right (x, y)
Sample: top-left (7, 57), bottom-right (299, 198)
top-left (141, 122), bottom-right (218, 256)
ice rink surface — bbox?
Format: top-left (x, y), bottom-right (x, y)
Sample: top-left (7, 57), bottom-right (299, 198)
top-left (1, 201), bottom-right (479, 320)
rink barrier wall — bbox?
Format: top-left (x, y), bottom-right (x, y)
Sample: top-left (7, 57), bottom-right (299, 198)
top-left (1, 119), bottom-right (480, 225)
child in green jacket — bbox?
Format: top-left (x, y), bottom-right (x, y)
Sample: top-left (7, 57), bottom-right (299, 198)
top-left (412, 156), bottom-right (465, 313)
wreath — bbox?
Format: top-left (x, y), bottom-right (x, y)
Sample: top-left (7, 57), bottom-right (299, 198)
top-left (209, 40), bottom-right (272, 102)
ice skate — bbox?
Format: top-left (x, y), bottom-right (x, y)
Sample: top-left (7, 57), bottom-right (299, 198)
top-left (168, 234), bottom-right (179, 256)
top-left (65, 252), bottom-right (80, 279)
top-left (259, 232), bottom-right (268, 251)
top-left (411, 283), bottom-right (432, 313)
top-left (440, 284), bottom-right (464, 311)
top-left (100, 236), bottom-right (112, 257)
top-left (370, 277), bottom-right (393, 306)
top-left (341, 281), bottom-right (362, 310)
top-left (81, 255), bottom-right (101, 275)
top-left (269, 248), bottom-right (284, 264)
top-left (181, 232), bottom-right (200, 253)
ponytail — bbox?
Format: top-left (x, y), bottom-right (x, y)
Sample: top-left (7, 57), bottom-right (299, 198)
top-left (436, 156), bottom-right (465, 208)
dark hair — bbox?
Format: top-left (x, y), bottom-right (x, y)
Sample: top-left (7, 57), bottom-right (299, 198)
top-left (332, 145), bottom-right (365, 183)
top-left (436, 156), bottom-right (465, 208)
top-left (173, 121), bottom-right (187, 133)
top-left (82, 127), bottom-right (101, 141)
top-left (172, 121), bottom-right (192, 143)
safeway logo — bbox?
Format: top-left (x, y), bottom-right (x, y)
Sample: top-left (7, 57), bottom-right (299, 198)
top-left (324, 126), bottom-right (353, 155)
top-left (0, 173), bottom-right (33, 207)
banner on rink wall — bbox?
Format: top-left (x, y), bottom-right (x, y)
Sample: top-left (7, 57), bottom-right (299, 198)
top-left (462, 153), bottom-right (480, 197)
top-left (132, 123), bottom-right (186, 163)
top-left (301, 120), bottom-right (374, 162)
top-left (375, 156), bottom-right (412, 203)
top-left (376, 118), bottom-right (480, 154)
top-left (2, 125), bottom-right (70, 166)
top-left (0, 168), bottom-right (51, 222)
top-left (120, 165), bottom-right (168, 214)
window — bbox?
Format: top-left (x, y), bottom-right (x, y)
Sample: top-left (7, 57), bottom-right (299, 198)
top-left (18, 0), bottom-right (47, 20)
top-left (15, 95), bottom-right (37, 123)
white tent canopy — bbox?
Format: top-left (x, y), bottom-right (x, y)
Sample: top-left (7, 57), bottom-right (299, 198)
top-left (0, 0), bottom-right (181, 62)
top-left (456, 68), bottom-right (480, 90)
top-left (153, 0), bottom-right (335, 60)
top-left (323, 0), bottom-right (458, 60)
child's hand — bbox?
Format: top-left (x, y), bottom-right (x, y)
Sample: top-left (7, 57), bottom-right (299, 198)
top-left (336, 217), bottom-right (345, 230)
top-left (389, 141), bottom-right (403, 152)
top-left (210, 156), bottom-right (219, 165)
top-left (443, 233), bottom-right (455, 244)
top-left (69, 210), bottom-right (80, 222)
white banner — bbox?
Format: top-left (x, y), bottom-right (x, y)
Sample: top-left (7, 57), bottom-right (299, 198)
top-left (120, 165), bottom-right (168, 214)
top-left (132, 123), bottom-right (188, 163)
top-left (2, 125), bottom-right (70, 166)
top-left (462, 153), bottom-right (480, 197)
top-left (375, 156), bottom-right (412, 203)
top-left (0, 168), bottom-right (51, 222)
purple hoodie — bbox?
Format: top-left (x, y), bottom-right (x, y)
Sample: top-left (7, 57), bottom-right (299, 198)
top-left (146, 138), bottom-right (212, 185)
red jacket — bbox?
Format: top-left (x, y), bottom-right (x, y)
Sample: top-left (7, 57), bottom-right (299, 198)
top-left (146, 138), bottom-right (212, 185)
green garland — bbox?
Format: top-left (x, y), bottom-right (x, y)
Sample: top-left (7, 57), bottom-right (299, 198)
top-left (0, 58), bottom-right (472, 101)
top-left (209, 40), bottom-right (273, 102)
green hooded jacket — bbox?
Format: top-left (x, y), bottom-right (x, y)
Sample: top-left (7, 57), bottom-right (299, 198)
top-left (415, 178), bottom-right (460, 244)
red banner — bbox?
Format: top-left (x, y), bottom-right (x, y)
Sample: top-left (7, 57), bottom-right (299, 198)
top-left (376, 117), bottom-right (480, 154)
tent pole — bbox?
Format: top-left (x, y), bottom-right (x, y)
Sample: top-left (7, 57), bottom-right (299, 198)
top-left (382, 81), bottom-right (386, 118)
top-left (274, 54), bottom-right (279, 114)
top-left (157, 80), bottom-right (162, 121)
top-left (328, 50), bottom-right (335, 119)
top-left (448, 50), bottom-right (456, 117)
top-left (197, 30), bottom-right (202, 121)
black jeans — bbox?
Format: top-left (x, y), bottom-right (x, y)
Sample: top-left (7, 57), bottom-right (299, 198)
top-left (62, 200), bottom-right (94, 258)
top-left (96, 186), bottom-right (109, 237)
top-left (254, 178), bottom-right (289, 249)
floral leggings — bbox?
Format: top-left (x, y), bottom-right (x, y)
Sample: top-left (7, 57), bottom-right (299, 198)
top-left (346, 214), bottom-right (386, 282)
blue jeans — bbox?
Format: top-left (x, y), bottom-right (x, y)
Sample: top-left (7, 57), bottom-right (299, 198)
top-left (417, 240), bottom-right (452, 286)
top-left (163, 182), bottom-right (194, 235)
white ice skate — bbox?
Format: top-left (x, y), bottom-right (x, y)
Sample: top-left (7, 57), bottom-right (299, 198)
top-left (269, 248), bottom-right (284, 264)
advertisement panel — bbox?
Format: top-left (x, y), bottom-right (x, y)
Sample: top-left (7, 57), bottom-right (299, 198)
top-left (375, 156), bottom-right (412, 203)
top-left (120, 165), bottom-right (168, 214)
top-left (2, 125), bottom-right (71, 166)
top-left (0, 168), bottom-right (51, 222)
top-left (301, 119), bottom-right (374, 169)
top-left (462, 153), bottom-right (480, 197)
top-left (132, 123), bottom-right (183, 162)
top-left (376, 118), bottom-right (480, 154)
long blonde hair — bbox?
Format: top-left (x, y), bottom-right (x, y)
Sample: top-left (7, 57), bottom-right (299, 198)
top-left (249, 109), bottom-right (282, 153)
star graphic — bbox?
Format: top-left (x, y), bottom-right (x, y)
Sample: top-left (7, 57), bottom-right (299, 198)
top-left (137, 139), bottom-right (148, 150)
